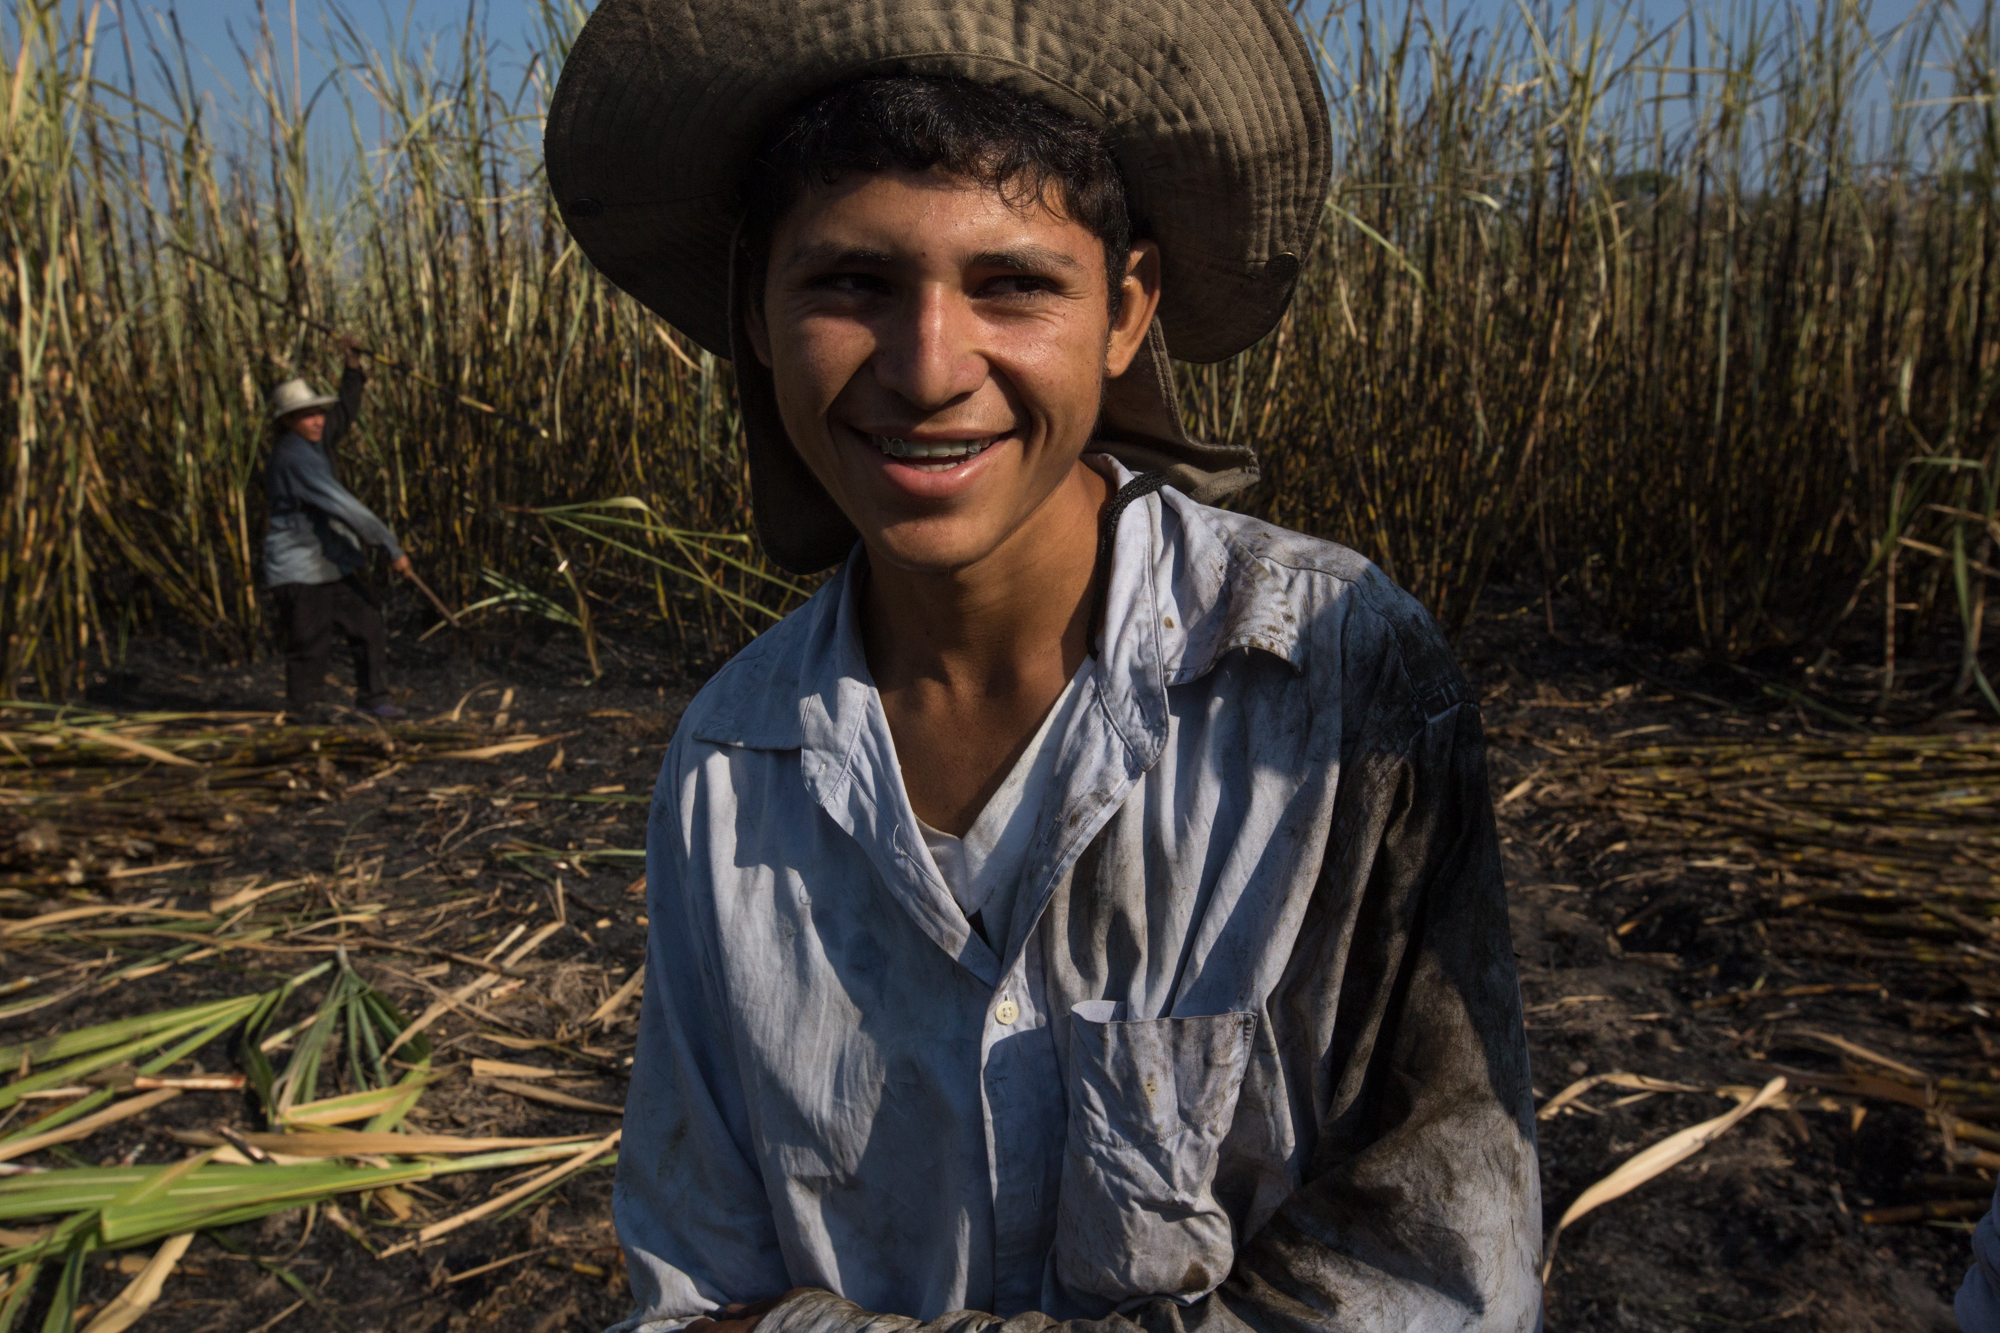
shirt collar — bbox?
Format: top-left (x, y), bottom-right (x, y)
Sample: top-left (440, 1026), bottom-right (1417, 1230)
top-left (689, 453), bottom-right (1306, 761)
top-left (686, 460), bottom-right (1312, 980)
top-left (1093, 455), bottom-right (1307, 685)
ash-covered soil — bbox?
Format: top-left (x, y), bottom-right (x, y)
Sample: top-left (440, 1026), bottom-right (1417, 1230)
top-left (1460, 590), bottom-right (1992, 1333)
top-left (3, 583), bottom-right (1991, 1333)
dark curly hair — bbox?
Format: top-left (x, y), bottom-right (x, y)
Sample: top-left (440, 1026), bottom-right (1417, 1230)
top-left (741, 74), bottom-right (1136, 317)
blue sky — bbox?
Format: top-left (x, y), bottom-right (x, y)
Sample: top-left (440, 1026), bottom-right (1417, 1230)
top-left (112, 3), bottom-right (549, 124)
top-left (125, 2), bottom-right (547, 81)
top-left (108, 0), bottom-right (1940, 171)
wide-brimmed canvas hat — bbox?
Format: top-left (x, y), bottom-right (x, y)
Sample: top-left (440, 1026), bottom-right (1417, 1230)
top-left (545, 0), bottom-right (1331, 572)
top-left (267, 378), bottom-right (339, 421)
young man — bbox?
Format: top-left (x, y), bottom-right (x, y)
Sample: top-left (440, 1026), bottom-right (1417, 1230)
top-left (547, 3), bottom-right (1541, 1330)
top-left (263, 337), bottom-right (414, 719)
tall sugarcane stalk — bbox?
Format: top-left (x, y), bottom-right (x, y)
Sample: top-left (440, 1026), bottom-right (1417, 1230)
top-left (0, 0), bottom-right (1996, 697)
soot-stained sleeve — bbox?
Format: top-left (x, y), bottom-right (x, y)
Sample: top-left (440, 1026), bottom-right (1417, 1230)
top-left (755, 690), bottom-right (1543, 1333)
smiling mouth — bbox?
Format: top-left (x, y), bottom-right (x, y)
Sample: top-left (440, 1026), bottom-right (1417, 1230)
top-left (868, 434), bottom-right (1000, 472)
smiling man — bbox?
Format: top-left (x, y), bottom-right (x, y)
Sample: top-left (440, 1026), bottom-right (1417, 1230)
top-left (546, 5), bottom-right (1541, 1333)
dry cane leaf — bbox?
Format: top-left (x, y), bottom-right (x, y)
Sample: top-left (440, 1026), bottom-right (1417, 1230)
top-left (384, 919), bottom-right (564, 1059)
top-left (443, 682), bottom-right (503, 725)
top-left (471, 1059), bottom-right (563, 1080)
top-left (483, 1078), bottom-right (624, 1116)
top-left (588, 969), bottom-right (644, 1027)
top-left (429, 735), bottom-right (562, 761)
top-left (208, 878), bottom-right (304, 915)
top-left (101, 861), bottom-right (213, 882)
top-left (1543, 1076), bottom-right (1786, 1281)
top-left (1, 900), bottom-right (166, 937)
top-left (472, 1033), bottom-right (555, 1052)
top-left (379, 1128), bottom-right (622, 1257)
top-left (374, 1186), bottom-right (417, 1222)
top-left (0, 1088), bottom-right (181, 1164)
top-left (72, 728), bottom-right (201, 769)
top-left (1523, 994), bottom-right (1611, 1016)
top-left (1536, 1071), bottom-right (1708, 1120)
top-left (168, 1128), bottom-right (597, 1156)
top-left (0, 983), bottom-right (88, 1023)
top-left (1786, 1028), bottom-right (1931, 1083)
top-left (1948, 1116), bottom-right (2000, 1151)
top-left (324, 1204), bottom-right (371, 1250)
top-left (445, 1248), bottom-right (552, 1285)
top-left (79, 1232), bottom-right (194, 1333)
top-left (133, 1075), bottom-right (244, 1091)
top-left (243, 1297), bottom-right (307, 1333)
top-left (207, 1145), bottom-right (322, 1166)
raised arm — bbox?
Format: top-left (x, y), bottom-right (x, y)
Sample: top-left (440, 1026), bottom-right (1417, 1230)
top-left (751, 700), bottom-right (1541, 1333)
top-left (321, 337), bottom-right (367, 451)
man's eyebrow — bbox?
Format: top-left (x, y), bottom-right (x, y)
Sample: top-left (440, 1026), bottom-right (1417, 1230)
top-left (779, 242), bottom-right (1083, 271)
top-left (783, 241), bottom-right (896, 268)
top-left (970, 246), bottom-right (1079, 271)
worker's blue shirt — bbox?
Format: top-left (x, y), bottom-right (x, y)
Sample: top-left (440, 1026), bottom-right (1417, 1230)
top-left (262, 368), bottom-right (403, 587)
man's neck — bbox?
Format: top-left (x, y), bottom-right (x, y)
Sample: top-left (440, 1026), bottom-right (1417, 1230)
top-left (861, 458), bottom-right (1112, 836)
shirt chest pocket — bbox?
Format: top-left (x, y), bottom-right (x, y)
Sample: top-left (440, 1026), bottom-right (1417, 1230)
top-left (1055, 1001), bottom-right (1256, 1310)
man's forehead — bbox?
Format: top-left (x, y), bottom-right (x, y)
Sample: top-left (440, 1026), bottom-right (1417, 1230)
top-left (779, 238), bottom-right (1085, 271)
top-left (771, 170), bottom-right (1100, 266)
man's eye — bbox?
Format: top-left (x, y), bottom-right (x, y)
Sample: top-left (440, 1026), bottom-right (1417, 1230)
top-left (979, 275), bottom-right (1053, 298)
top-left (812, 273), bottom-right (888, 296)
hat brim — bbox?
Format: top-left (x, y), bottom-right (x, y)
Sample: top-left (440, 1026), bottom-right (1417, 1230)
top-left (270, 394), bottom-right (338, 421)
top-left (544, 0), bottom-right (1330, 364)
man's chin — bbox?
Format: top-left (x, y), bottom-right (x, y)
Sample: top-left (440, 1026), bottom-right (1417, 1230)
top-left (860, 521), bottom-right (1017, 578)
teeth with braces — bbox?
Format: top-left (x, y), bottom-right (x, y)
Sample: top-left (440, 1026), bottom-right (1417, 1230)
top-left (870, 434), bottom-right (997, 467)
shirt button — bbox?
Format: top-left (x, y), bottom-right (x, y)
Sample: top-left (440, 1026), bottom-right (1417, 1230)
top-left (993, 999), bottom-right (1020, 1026)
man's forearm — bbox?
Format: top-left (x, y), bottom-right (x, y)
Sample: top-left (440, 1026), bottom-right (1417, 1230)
top-left (755, 1289), bottom-right (1015, 1333)
top-left (325, 366), bottom-right (366, 449)
top-left (751, 1285), bottom-right (1254, 1333)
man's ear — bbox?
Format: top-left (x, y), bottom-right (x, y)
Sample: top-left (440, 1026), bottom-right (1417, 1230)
top-left (1104, 241), bottom-right (1163, 380)
top-left (742, 279), bottom-right (776, 369)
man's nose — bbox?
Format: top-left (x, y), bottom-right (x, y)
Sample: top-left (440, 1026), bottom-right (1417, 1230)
top-left (872, 286), bottom-right (985, 411)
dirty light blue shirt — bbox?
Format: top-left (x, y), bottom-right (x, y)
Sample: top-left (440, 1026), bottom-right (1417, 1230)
top-left (616, 461), bottom-right (1543, 1333)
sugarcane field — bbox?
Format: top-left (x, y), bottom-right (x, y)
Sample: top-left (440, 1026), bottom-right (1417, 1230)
top-left (3, 0), bottom-right (1999, 1330)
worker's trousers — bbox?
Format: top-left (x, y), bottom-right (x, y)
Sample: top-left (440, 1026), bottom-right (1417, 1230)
top-left (271, 576), bottom-right (389, 711)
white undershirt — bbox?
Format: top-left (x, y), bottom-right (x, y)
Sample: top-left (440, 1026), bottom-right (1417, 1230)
top-left (913, 664), bottom-right (1091, 951)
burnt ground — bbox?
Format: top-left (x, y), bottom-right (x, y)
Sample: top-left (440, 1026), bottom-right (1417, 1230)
top-left (2, 580), bottom-right (1994, 1332)
top-left (1459, 592), bottom-right (1995, 1333)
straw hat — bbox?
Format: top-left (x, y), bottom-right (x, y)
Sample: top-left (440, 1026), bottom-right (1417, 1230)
top-left (267, 378), bottom-right (338, 421)
top-left (545, 0), bottom-right (1331, 572)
